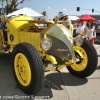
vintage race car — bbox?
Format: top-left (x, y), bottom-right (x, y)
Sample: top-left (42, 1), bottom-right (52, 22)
top-left (0, 15), bottom-right (98, 95)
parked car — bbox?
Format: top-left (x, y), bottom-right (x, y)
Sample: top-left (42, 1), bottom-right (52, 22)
top-left (0, 15), bottom-right (98, 95)
top-left (94, 23), bottom-right (100, 44)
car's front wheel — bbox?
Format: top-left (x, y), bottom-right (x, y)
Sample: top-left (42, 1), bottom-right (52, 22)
top-left (12, 43), bottom-right (44, 94)
top-left (67, 39), bottom-right (98, 78)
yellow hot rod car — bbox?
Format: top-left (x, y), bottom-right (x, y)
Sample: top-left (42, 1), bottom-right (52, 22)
top-left (0, 15), bottom-right (98, 95)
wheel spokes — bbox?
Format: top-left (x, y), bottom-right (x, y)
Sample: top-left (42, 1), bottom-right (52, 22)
top-left (14, 53), bottom-right (31, 86)
top-left (71, 46), bottom-right (88, 71)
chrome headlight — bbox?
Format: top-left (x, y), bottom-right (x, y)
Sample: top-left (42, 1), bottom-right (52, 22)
top-left (74, 36), bottom-right (83, 46)
top-left (41, 38), bottom-right (52, 50)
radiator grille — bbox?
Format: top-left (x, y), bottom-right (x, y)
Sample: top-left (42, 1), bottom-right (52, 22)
top-left (47, 35), bottom-right (72, 60)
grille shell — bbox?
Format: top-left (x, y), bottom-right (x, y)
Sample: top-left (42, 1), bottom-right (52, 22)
top-left (47, 35), bottom-right (72, 60)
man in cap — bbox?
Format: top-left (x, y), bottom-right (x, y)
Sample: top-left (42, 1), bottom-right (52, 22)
top-left (59, 14), bottom-right (73, 34)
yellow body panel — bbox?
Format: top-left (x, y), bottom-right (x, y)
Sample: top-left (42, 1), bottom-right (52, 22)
top-left (0, 15), bottom-right (85, 72)
top-left (7, 16), bottom-right (34, 30)
top-left (18, 32), bottom-right (41, 50)
top-left (6, 15), bottom-right (53, 47)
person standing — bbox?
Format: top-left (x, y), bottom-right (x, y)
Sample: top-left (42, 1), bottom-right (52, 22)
top-left (59, 14), bottom-right (74, 34)
top-left (76, 20), bottom-right (86, 37)
top-left (84, 19), bottom-right (96, 45)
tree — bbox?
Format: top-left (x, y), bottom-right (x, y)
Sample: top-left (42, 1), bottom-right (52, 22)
top-left (0, 0), bottom-right (30, 15)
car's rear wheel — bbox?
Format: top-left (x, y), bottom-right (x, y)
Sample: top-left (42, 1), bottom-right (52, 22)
top-left (12, 42), bottom-right (44, 94)
top-left (67, 39), bottom-right (98, 78)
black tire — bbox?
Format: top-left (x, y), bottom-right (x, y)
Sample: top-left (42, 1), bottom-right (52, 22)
top-left (67, 39), bottom-right (98, 78)
top-left (12, 42), bottom-right (44, 94)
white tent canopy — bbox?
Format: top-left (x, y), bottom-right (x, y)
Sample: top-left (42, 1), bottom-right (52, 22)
top-left (6, 7), bottom-right (44, 19)
top-left (68, 16), bottom-right (79, 20)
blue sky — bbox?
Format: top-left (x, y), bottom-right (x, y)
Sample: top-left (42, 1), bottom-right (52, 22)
top-left (15, 0), bottom-right (100, 19)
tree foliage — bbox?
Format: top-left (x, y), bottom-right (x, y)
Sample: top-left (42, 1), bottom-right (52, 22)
top-left (0, 0), bottom-right (29, 15)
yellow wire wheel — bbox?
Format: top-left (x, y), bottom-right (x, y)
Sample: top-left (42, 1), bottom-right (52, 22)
top-left (71, 46), bottom-right (88, 71)
top-left (67, 40), bottom-right (97, 78)
top-left (14, 53), bottom-right (31, 86)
